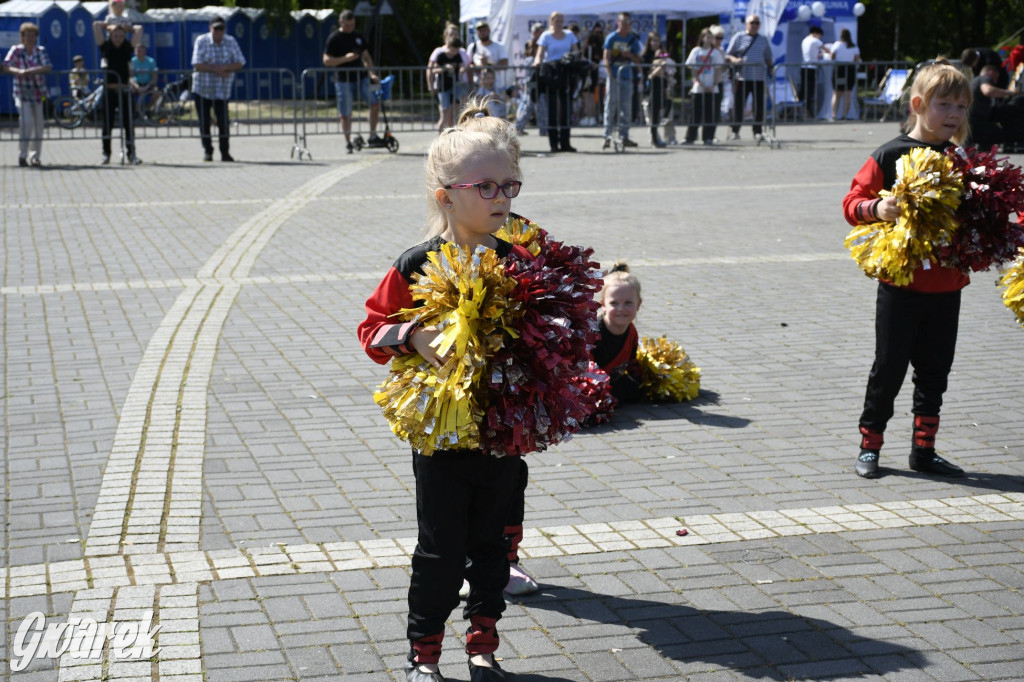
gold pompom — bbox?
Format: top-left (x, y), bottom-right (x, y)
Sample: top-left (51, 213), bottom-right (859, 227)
top-left (373, 243), bottom-right (519, 455)
top-left (495, 214), bottom-right (543, 256)
top-left (845, 147), bottom-right (963, 285)
top-left (637, 336), bottom-right (701, 402)
top-left (1001, 247), bottom-right (1024, 326)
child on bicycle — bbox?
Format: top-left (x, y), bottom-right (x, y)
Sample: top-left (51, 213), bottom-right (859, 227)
top-left (70, 55), bottom-right (89, 99)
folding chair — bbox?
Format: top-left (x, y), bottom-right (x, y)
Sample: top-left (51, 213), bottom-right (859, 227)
top-left (860, 68), bottom-right (908, 121)
top-left (769, 76), bottom-right (804, 122)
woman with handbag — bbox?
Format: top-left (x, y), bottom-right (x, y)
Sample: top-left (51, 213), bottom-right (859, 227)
top-left (533, 11), bottom-right (579, 152)
top-left (642, 32), bottom-right (672, 148)
top-left (685, 28), bottom-right (726, 145)
top-left (428, 24), bottom-right (471, 132)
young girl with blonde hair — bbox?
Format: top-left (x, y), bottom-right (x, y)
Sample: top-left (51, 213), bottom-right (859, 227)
top-left (842, 61), bottom-right (971, 479)
top-left (358, 100), bottom-right (528, 682)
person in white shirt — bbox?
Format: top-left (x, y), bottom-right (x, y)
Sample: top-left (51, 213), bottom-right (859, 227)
top-left (800, 25), bottom-right (829, 119)
top-left (684, 28), bottom-right (725, 144)
top-left (830, 28), bottom-right (861, 120)
top-left (467, 20), bottom-right (508, 89)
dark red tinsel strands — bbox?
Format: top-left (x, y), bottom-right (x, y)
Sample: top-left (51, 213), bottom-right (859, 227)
top-left (481, 237), bottom-right (603, 456)
top-left (569, 362), bottom-right (618, 426)
top-left (942, 146), bottom-right (1024, 272)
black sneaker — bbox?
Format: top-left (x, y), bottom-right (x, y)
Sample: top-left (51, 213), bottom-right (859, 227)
top-left (221, 153), bottom-right (234, 162)
top-left (346, 142), bottom-right (354, 154)
top-left (404, 659), bottom-right (445, 682)
top-left (602, 138), bottom-right (611, 150)
top-left (855, 449), bottom-right (880, 478)
top-left (203, 152), bottom-right (213, 162)
top-left (909, 448), bottom-right (965, 477)
top-left (621, 138), bottom-right (638, 148)
top-left (368, 133), bottom-right (382, 143)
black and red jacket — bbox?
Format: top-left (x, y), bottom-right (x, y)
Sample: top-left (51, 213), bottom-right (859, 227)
top-left (842, 133), bottom-right (970, 293)
top-left (358, 235), bottom-right (531, 364)
top-left (592, 318), bottom-right (642, 403)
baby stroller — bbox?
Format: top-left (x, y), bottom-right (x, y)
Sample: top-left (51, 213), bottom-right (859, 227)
top-left (353, 75), bottom-right (399, 153)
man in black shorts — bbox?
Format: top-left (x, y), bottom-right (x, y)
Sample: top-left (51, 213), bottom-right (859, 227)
top-left (322, 10), bottom-right (380, 153)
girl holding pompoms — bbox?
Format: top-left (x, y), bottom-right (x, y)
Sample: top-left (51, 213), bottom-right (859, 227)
top-left (358, 103), bottom-right (528, 682)
top-left (842, 61), bottom-right (972, 479)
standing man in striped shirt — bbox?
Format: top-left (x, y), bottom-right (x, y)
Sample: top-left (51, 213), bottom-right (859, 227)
top-left (724, 14), bottom-right (772, 141)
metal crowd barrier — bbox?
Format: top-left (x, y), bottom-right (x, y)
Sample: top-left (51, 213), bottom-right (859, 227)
top-left (1, 70), bottom-right (132, 155)
top-left (0, 59), bottom-right (933, 161)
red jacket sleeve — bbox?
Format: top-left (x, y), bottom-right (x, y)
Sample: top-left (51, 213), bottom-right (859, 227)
top-left (357, 267), bottom-right (417, 365)
top-left (842, 156), bottom-right (885, 226)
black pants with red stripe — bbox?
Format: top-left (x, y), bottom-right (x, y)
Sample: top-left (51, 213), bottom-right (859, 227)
top-left (859, 283), bottom-right (961, 434)
top-left (407, 449), bottom-right (520, 644)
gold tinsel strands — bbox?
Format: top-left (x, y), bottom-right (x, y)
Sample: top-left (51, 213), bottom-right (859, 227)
top-left (495, 214), bottom-right (544, 256)
top-left (373, 243), bottom-right (519, 455)
top-left (844, 147), bottom-right (964, 286)
top-left (1001, 247), bottom-right (1024, 326)
top-left (637, 336), bottom-right (701, 402)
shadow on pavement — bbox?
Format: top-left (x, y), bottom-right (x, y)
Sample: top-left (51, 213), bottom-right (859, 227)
top-left (609, 390), bottom-right (753, 430)
top-left (881, 468), bottom-right (1024, 493)
top-left (516, 585), bottom-right (925, 680)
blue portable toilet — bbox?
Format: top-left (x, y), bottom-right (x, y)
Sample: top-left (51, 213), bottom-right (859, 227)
top-left (53, 1), bottom-right (93, 72)
top-left (273, 10), bottom-right (295, 97)
top-left (0, 0), bottom-right (69, 114)
top-left (292, 9), bottom-right (321, 98)
top-left (314, 9), bottom-right (337, 99)
top-left (196, 6), bottom-right (251, 97)
top-left (145, 7), bottom-right (185, 75)
top-left (240, 7), bottom-right (275, 100)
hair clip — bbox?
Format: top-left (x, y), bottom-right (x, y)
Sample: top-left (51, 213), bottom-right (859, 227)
top-left (474, 111), bottom-right (487, 118)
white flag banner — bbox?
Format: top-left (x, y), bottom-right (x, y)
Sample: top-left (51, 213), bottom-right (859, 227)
top-left (745, 0), bottom-right (783, 41)
top-left (489, 0), bottom-right (518, 52)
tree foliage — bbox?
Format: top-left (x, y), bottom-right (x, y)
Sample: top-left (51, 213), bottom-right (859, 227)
top-left (857, 0), bottom-right (1024, 64)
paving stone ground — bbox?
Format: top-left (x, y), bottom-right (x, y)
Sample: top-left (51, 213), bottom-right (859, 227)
top-left (2, 122), bottom-right (1023, 682)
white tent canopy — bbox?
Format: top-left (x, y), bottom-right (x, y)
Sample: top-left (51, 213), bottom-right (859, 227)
top-left (460, 0), bottom-right (731, 23)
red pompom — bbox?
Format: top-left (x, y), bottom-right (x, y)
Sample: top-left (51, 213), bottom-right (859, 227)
top-left (941, 146), bottom-right (1024, 272)
top-left (481, 234), bottom-right (603, 456)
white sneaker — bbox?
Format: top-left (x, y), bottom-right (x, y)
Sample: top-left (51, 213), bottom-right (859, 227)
top-left (505, 563), bottom-right (539, 595)
top-left (458, 579), bottom-right (470, 599)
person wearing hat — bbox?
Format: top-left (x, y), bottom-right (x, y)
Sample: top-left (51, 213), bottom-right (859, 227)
top-left (467, 20), bottom-right (508, 90)
top-left (191, 16), bottom-right (245, 162)
top-left (70, 54), bottom-right (89, 100)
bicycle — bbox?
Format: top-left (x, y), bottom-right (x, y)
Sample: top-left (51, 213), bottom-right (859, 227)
top-left (134, 84), bottom-right (164, 126)
top-left (52, 81), bottom-right (103, 129)
top-left (147, 74), bottom-right (192, 126)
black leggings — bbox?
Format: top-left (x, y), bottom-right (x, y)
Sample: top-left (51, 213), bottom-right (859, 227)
top-left (686, 91), bottom-right (717, 143)
top-left (407, 450), bottom-right (520, 643)
top-left (859, 283), bottom-right (961, 433)
top-left (543, 81), bottom-right (572, 150)
top-left (102, 88), bottom-right (134, 157)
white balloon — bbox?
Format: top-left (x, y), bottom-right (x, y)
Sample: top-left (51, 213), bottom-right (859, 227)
top-left (811, 1), bottom-right (826, 17)
top-left (853, 2), bottom-right (866, 16)
top-left (797, 4), bottom-right (812, 21)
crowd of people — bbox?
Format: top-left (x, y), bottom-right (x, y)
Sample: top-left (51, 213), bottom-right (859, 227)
top-left (2, 0), bottom-right (245, 166)
top-left (6, 5), bottom-right (1024, 164)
